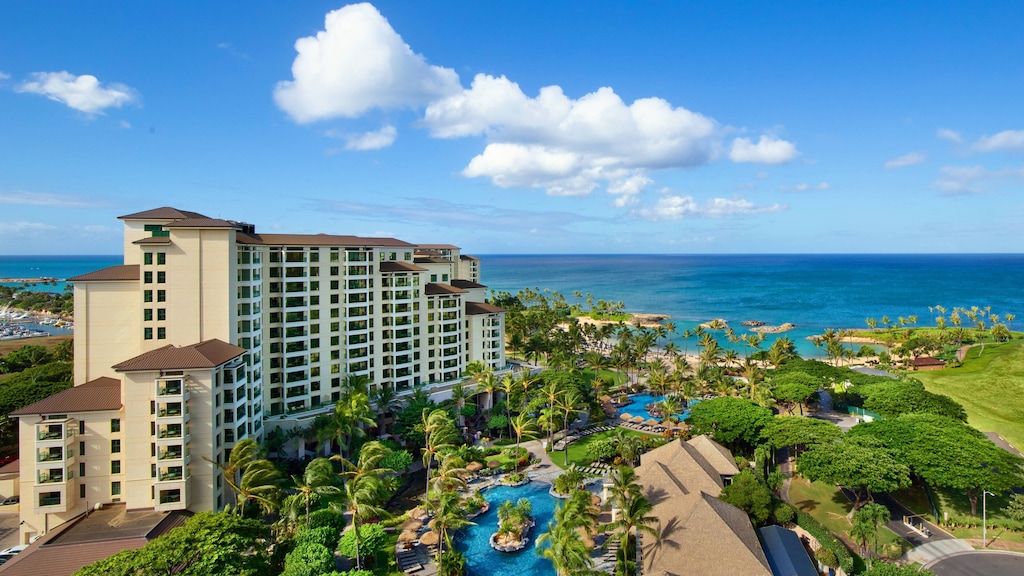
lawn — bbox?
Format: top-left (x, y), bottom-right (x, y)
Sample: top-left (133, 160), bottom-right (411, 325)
top-left (912, 340), bottom-right (1024, 452)
top-left (789, 477), bottom-right (906, 553)
top-left (548, 428), bottom-right (648, 469)
top-left (0, 334), bottom-right (71, 356)
top-left (893, 483), bottom-right (1024, 546)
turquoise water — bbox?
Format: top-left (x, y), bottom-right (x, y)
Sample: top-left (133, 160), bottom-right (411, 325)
top-left (620, 393), bottom-right (690, 421)
top-left (479, 254), bottom-right (1024, 357)
top-left (457, 482), bottom-right (557, 576)
top-left (0, 255), bottom-right (121, 293)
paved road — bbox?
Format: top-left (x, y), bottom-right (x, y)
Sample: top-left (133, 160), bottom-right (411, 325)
top-left (838, 488), bottom-right (951, 547)
top-left (926, 550), bottom-right (1024, 576)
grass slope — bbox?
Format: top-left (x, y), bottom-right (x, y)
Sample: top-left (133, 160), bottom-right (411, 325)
top-left (912, 340), bottom-right (1024, 452)
top-left (548, 428), bottom-right (648, 469)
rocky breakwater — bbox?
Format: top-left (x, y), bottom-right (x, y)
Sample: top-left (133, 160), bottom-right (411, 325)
top-left (751, 323), bottom-right (796, 334)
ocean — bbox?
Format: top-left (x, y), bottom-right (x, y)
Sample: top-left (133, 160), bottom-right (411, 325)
top-left (4, 254), bottom-right (1022, 357)
top-left (477, 254), bottom-right (1024, 357)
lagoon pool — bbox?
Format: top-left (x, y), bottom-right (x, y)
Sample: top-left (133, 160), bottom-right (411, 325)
top-left (619, 393), bottom-right (692, 421)
top-left (457, 481), bottom-right (557, 576)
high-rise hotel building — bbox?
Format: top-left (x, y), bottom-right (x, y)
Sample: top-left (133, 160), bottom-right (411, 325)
top-left (11, 207), bottom-right (505, 542)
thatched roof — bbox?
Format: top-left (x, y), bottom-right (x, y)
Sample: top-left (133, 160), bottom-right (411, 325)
top-left (398, 530), bottom-right (419, 543)
top-left (401, 518), bottom-right (423, 531)
top-left (466, 461), bottom-right (484, 472)
top-left (635, 435), bottom-right (771, 576)
top-left (419, 531), bottom-right (440, 546)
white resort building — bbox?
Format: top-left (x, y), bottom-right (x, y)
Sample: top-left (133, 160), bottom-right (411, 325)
top-left (9, 207), bottom-right (506, 544)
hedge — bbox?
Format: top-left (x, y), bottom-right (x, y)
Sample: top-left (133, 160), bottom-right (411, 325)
top-left (795, 510), bottom-right (855, 574)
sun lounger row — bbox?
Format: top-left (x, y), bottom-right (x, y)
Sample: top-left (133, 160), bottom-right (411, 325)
top-left (553, 425), bottom-right (617, 450)
top-left (602, 538), bottom-right (621, 562)
top-left (396, 550), bottom-right (422, 573)
top-left (617, 421), bottom-right (664, 433)
top-left (568, 462), bottom-right (611, 477)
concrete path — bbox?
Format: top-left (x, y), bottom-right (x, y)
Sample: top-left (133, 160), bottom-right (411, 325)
top-left (906, 540), bottom-right (975, 565)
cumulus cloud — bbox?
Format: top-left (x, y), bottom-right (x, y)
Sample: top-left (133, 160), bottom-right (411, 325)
top-left (0, 71), bottom-right (9, 81)
top-left (332, 125), bottom-right (398, 151)
top-left (273, 3), bottom-right (460, 123)
top-left (428, 77), bottom-right (721, 195)
top-left (635, 194), bottom-right (786, 221)
top-left (973, 129), bottom-right (1024, 153)
top-left (884, 152), bottom-right (926, 169)
top-left (932, 165), bottom-right (1024, 196)
top-left (729, 135), bottom-right (799, 164)
top-left (17, 71), bottom-right (137, 114)
top-left (0, 190), bottom-right (98, 207)
top-left (937, 128), bottom-right (963, 144)
top-left (779, 182), bottom-right (830, 192)
top-left (274, 3), bottom-right (797, 201)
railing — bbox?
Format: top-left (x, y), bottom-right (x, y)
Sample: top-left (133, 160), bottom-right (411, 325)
top-left (38, 452), bottom-right (63, 462)
top-left (159, 492), bottom-right (182, 504)
top-left (37, 473), bottom-right (64, 484)
top-left (37, 430), bottom-right (64, 441)
top-left (158, 450), bottom-right (184, 460)
top-left (39, 496), bottom-right (62, 507)
top-left (158, 408), bottom-right (183, 417)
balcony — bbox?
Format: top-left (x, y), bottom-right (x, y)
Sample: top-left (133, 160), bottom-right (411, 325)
top-left (35, 421), bottom-right (74, 444)
top-left (157, 466), bottom-right (187, 483)
top-left (37, 468), bottom-right (69, 484)
top-left (155, 483), bottom-right (188, 512)
top-left (37, 448), bottom-right (65, 463)
top-left (158, 447), bottom-right (189, 462)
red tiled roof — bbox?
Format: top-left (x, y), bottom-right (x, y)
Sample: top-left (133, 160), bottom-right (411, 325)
top-left (162, 217), bottom-right (237, 229)
top-left (235, 233), bottom-right (411, 247)
top-left (416, 243), bottom-right (460, 250)
top-left (68, 264), bottom-right (137, 282)
top-left (460, 254), bottom-right (480, 261)
top-left (118, 207), bottom-right (209, 220)
top-left (425, 283), bottom-right (467, 296)
top-left (10, 377), bottom-right (122, 416)
top-left (0, 459), bottom-right (18, 475)
top-left (466, 302), bottom-right (505, 315)
top-left (113, 339), bottom-right (244, 372)
top-left (450, 279), bottom-right (485, 289)
top-left (131, 236), bottom-right (172, 245)
top-left (380, 261), bottom-right (427, 273)
top-left (913, 356), bottom-right (946, 366)
top-left (414, 256), bottom-right (450, 264)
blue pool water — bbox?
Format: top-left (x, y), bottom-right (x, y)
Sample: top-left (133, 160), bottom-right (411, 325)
top-left (619, 393), bottom-right (691, 421)
top-left (456, 482), bottom-right (557, 576)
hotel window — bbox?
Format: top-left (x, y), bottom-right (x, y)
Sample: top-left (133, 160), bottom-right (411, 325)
top-left (157, 290), bottom-right (166, 302)
top-left (111, 439), bottom-right (121, 453)
top-left (144, 252), bottom-right (153, 265)
top-left (80, 420), bottom-right (86, 434)
top-left (144, 327), bottom-right (153, 340)
top-left (157, 271), bottom-right (166, 283)
top-left (157, 308), bottom-right (166, 321)
top-left (157, 252), bottom-right (166, 265)
top-left (79, 462), bottom-right (86, 477)
top-left (111, 460), bottom-right (121, 474)
top-left (80, 441), bottom-right (85, 456)
top-left (111, 481), bottom-right (121, 496)
top-left (144, 309), bottom-right (153, 321)
top-left (144, 271), bottom-right (153, 283)
top-left (144, 224), bottom-right (169, 238)
top-left (111, 419), bottom-right (120, 432)
top-left (79, 484), bottom-right (85, 498)
top-left (157, 327), bottom-right (166, 340)
top-left (144, 290), bottom-right (153, 302)
top-left (430, 274), bottom-right (437, 282)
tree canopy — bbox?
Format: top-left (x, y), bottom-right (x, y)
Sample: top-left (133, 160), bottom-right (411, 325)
top-left (856, 379), bottom-right (967, 421)
top-left (798, 437), bottom-right (911, 509)
top-left (74, 512), bottom-right (271, 576)
top-left (685, 396), bottom-right (773, 451)
top-left (762, 416), bottom-right (842, 453)
top-left (719, 470), bottom-right (773, 525)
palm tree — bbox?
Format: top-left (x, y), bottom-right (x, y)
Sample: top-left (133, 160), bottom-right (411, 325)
top-left (500, 372), bottom-right (517, 439)
top-left (429, 452), bottom-right (469, 494)
top-left (326, 391), bottom-right (375, 459)
top-left (477, 370), bottom-right (499, 418)
top-left (537, 516), bottom-right (595, 576)
top-left (419, 408), bottom-right (458, 496)
top-left (607, 465), bottom-right (642, 508)
top-left (340, 471), bottom-right (387, 571)
top-left (555, 388), bottom-right (585, 466)
top-left (510, 413), bottom-right (539, 473)
top-left (450, 381), bottom-right (475, 427)
top-left (205, 437), bottom-right (272, 513)
top-left (604, 491), bottom-right (659, 576)
top-left (539, 380), bottom-right (563, 446)
top-left (289, 457), bottom-right (340, 525)
top-left (427, 490), bottom-right (476, 568)
top-left (235, 459), bottom-right (281, 516)
top-left (370, 383), bottom-right (399, 436)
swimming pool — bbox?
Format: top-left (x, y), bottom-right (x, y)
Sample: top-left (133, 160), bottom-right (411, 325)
top-left (456, 481), bottom-right (557, 576)
top-left (619, 393), bottom-right (692, 421)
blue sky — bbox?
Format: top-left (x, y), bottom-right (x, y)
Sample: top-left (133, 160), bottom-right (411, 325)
top-left (1, 1), bottom-right (1022, 255)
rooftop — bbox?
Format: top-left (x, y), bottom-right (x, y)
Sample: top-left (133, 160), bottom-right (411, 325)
top-left (466, 302), bottom-right (505, 315)
top-left (450, 279), bottom-right (485, 289)
top-left (118, 207), bottom-right (210, 220)
top-left (380, 261), bottom-right (428, 273)
top-left (236, 232), bottom-right (411, 247)
top-left (10, 377), bottom-right (122, 416)
top-left (68, 264), bottom-right (138, 282)
top-left (424, 283), bottom-right (467, 296)
top-left (113, 339), bottom-right (244, 372)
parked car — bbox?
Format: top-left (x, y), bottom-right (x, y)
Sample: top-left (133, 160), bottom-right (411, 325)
top-left (1, 496), bottom-right (19, 506)
top-left (0, 553), bottom-right (16, 564)
top-left (0, 545), bottom-right (27, 555)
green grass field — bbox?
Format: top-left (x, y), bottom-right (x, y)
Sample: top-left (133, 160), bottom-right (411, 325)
top-left (789, 477), bottom-right (906, 552)
top-left (548, 428), bottom-right (648, 469)
top-left (912, 340), bottom-right (1024, 452)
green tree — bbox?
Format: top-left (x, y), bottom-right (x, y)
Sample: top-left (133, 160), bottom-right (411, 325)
top-left (762, 416), bottom-right (842, 458)
top-left (860, 564), bottom-right (936, 576)
top-left (336, 523), bottom-right (387, 566)
top-left (853, 502), bottom-right (891, 555)
top-left (73, 512), bottom-right (271, 576)
top-left (282, 542), bottom-right (334, 576)
top-left (604, 490), bottom-right (659, 576)
top-left (419, 408), bottom-right (458, 495)
top-left (858, 379), bottom-right (967, 421)
top-left (510, 412), bottom-right (539, 472)
top-left (1006, 493), bottom-right (1024, 522)
top-left (769, 372), bottom-right (818, 415)
top-left (798, 438), bottom-right (910, 510)
top-left (686, 396), bottom-right (773, 452)
top-left (718, 470), bottom-right (773, 525)
top-left (286, 457), bottom-right (340, 526)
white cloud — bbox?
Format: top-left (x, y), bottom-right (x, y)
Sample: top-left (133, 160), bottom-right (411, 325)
top-left (17, 71), bottom-right (137, 114)
top-left (0, 190), bottom-right (97, 207)
top-left (119, 120), bottom-right (132, 129)
top-left (973, 129), bottom-right (1024, 153)
top-left (435, 75), bottom-right (721, 195)
top-left (340, 125), bottom-right (398, 151)
top-left (636, 194), bottom-right (786, 221)
top-left (729, 135), bottom-right (799, 164)
top-left (937, 128), bottom-right (962, 144)
top-left (932, 165), bottom-right (1024, 196)
top-left (273, 3), bottom-right (460, 123)
top-left (0, 71), bottom-right (9, 81)
top-left (0, 221), bottom-right (57, 235)
top-left (884, 152), bottom-right (926, 169)
top-left (779, 182), bottom-right (830, 192)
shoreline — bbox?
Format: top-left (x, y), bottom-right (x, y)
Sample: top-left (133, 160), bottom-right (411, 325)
top-left (0, 277), bottom-right (64, 284)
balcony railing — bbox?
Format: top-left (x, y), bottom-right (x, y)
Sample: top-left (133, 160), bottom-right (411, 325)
top-left (37, 451), bottom-right (63, 462)
top-left (37, 472), bottom-right (65, 484)
top-left (38, 495), bottom-right (62, 507)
